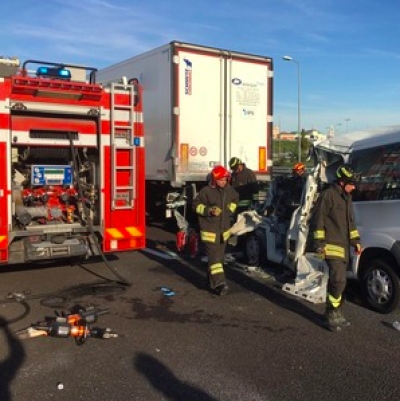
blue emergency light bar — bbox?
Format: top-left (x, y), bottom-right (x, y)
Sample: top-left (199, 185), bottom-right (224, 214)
top-left (36, 66), bottom-right (71, 79)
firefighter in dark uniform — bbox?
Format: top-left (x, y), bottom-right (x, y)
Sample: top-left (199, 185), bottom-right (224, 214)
top-left (228, 157), bottom-right (258, 212)
top-left (290, 162), bottom-right (306, 204)
top-left (271, 162), bottom-right (306, 221)
top-left (310, 164), bottom-right (361, 331)
top-left (193, 165), bottom-right (239, 295)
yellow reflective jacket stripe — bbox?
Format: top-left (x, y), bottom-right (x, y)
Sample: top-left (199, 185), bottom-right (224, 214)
top-left (201, 232), bottom-right (216, 242)
top-left (201, 230), bottom-right (231, 243)
top-left (196, 204), bottom-right (207, 215)
top-left (328, 294), bottom-right (342, 308)
top-left (350, 229), bottom-right (360, 240)
top-left (223, 230), bottom-right (231, 241)
top-left (314, 230), bottom-right (325, 240)
top-left (325, 244), bottom-right (345, 258)
top-left (238, 200), bottom-right (251, 207)
top-left (228, 202), bottom-right (237, 213)
top-left (210, 263), bottom-right (224, 275)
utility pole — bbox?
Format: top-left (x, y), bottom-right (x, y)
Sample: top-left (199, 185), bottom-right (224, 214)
top-left (283, 56), bottom-right (301, 162)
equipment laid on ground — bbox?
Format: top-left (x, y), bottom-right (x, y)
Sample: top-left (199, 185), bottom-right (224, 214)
top-left (97, 41), bottom-right (273, 224)
top-left (16, 306), bottom-right (117, 345)
top-left (0, 56), bottom-right (145, 265)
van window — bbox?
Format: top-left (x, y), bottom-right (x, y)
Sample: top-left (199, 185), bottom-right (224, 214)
top-left (351, 142), bottom-right (400, 201)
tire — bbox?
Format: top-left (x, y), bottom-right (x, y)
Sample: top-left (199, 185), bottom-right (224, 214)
top-left (362, 258), bottom-right (400, 314)
top-left (244, 230), bottom-right (266, 267)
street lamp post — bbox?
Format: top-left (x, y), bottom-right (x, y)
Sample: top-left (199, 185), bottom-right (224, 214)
top-left (283, 55), bottom-right (301, 162)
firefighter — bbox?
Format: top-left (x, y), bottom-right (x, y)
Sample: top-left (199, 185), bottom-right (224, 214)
top-left (310, 164), bottom-right (361, 331)
top-left (290, 162), bottom-right (306, 205)
top-left (228, 157), bottom-right (258, 211)
top-left (193, 165), bottom-right (239, 295)
top-left (292, 162), bottom-right (306, 177)
top-left (271, 162), bottom-right (306, 220)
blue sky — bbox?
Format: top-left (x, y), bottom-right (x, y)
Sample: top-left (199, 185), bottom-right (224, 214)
top-left (1, 0), bottom-right (399, 134)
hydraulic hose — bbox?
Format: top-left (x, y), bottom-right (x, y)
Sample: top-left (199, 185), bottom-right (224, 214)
top-left (0, 296), bottom-right (31, 326)
top-left (69, 135), bottom-right (131, 286)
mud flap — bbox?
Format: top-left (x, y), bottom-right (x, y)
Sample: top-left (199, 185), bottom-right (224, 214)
top-left (281, 253), bottom-right (328, 304)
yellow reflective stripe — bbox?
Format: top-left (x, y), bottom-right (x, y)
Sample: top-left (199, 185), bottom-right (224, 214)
top-left (106, 228), bottom-right (124, 239)
top-left (228, 202), bottom-right (237, 213)
top-left (313, 230), bottom-right (325, 240)
top-left (328, 294), bottom-right (342, 308)
top-left (238, 200), bottom-right (251, 207)
top-left (201, 231), bottom-right (216, 243)
top-left (350, 229), bottom-right (360, 239)
top-left (325, 244), bottom-right (345, 258)
top-left (125, 227), bottom-right (143, 237)
top-left (210, 263), bottom-right (224, 275)
top-left (196, 204), bottom-right (206, 215)
top-left (223, 230), bottom-right (231, 241)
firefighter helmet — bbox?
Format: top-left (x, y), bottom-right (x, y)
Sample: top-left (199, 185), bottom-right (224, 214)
top-left (336, 164), bottom-right (357, 184)
top-left (293, 162), bottom-right (305, 172)
top-left (211, 165), bottom-right (230, 181)
top-left (229, 157), bottom-right (242, 170)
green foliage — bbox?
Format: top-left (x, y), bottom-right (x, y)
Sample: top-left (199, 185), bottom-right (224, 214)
top-left (272, 131), bottom-right (312, 166)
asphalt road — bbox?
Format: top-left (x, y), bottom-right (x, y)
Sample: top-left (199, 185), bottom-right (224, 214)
top-left (1, 223), bottom-right (400, 401)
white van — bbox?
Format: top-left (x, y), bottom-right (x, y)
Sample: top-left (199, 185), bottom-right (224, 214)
top-left (243, 125), bottom-right (400, 313)
top-left (310, 125), bottom-right (400, 313)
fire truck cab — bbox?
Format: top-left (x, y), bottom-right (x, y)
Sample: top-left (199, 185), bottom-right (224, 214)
top-left (0, 56), bottom-right (145, 265)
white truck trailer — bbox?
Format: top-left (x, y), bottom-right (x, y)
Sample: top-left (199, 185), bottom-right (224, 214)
top-left (97, 41), bottom-right (273, 222)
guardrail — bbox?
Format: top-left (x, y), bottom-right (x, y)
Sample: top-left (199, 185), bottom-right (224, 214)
top-left (272, 166), bottom-right (292, 178)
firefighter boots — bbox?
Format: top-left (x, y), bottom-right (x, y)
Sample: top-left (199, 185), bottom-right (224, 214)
top-left (216, 284), bottom-right (229, 296)
top-left (324, 308), bottom-right (351, 331)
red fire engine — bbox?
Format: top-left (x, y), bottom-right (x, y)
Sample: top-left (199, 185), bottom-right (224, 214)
top-left (0, 57), bottom-right (145, 265)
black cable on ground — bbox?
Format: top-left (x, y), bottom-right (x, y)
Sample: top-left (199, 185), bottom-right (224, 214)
top-left (0, 298), bottom-right (31, 327)
top-left (0, 281), bottom-right (127, 326)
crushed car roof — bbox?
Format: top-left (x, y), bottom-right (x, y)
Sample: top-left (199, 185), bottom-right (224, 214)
top-left (315, 125), bottom-right (400, 153)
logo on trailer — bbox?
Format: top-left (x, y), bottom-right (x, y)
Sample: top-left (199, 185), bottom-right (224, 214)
top-left (189, 147), bottom-right (197, 156)
top-left (242, 108), bottom-right (255, 118)
top-left (184, 58), bottom-right (192, 95)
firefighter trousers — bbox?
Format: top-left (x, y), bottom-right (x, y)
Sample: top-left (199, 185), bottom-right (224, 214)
top-left (204, 241), bottom-right (228, 290)
top-left (326, 259), bottom-right (348, 300)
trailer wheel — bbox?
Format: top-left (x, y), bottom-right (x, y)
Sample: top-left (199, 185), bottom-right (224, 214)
top-left (244, 230), bottom-right (266, 267)
top-left (362, 258), bottom-right (400, 314)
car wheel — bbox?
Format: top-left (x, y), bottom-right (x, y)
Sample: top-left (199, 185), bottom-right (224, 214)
top-left (362, 258), bottom-right (400, 314)
top-left (244, 230), bottom-right (266, 266)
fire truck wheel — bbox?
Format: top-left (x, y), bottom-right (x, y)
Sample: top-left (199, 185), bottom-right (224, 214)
top-left (362, 257), bottom-right (400, 314)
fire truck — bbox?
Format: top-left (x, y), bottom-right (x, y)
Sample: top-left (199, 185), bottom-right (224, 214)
top-left (0, 56), bottom-right (145, 265)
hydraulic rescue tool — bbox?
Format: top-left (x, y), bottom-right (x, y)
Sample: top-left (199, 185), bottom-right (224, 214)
top-left (16, 306), bottom-right (118, 345)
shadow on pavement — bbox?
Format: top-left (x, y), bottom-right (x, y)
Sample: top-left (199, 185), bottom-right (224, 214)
top-left (142, 239), bottom-right (208, 291)
top-left (0, 316), bottom-right (26, 401)
top-left (143, 238), bottom-right (325, 328)
top-left (224, 265), bottom-right (324, 326)
top-left (134, 352), bottom-right (218, 401)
